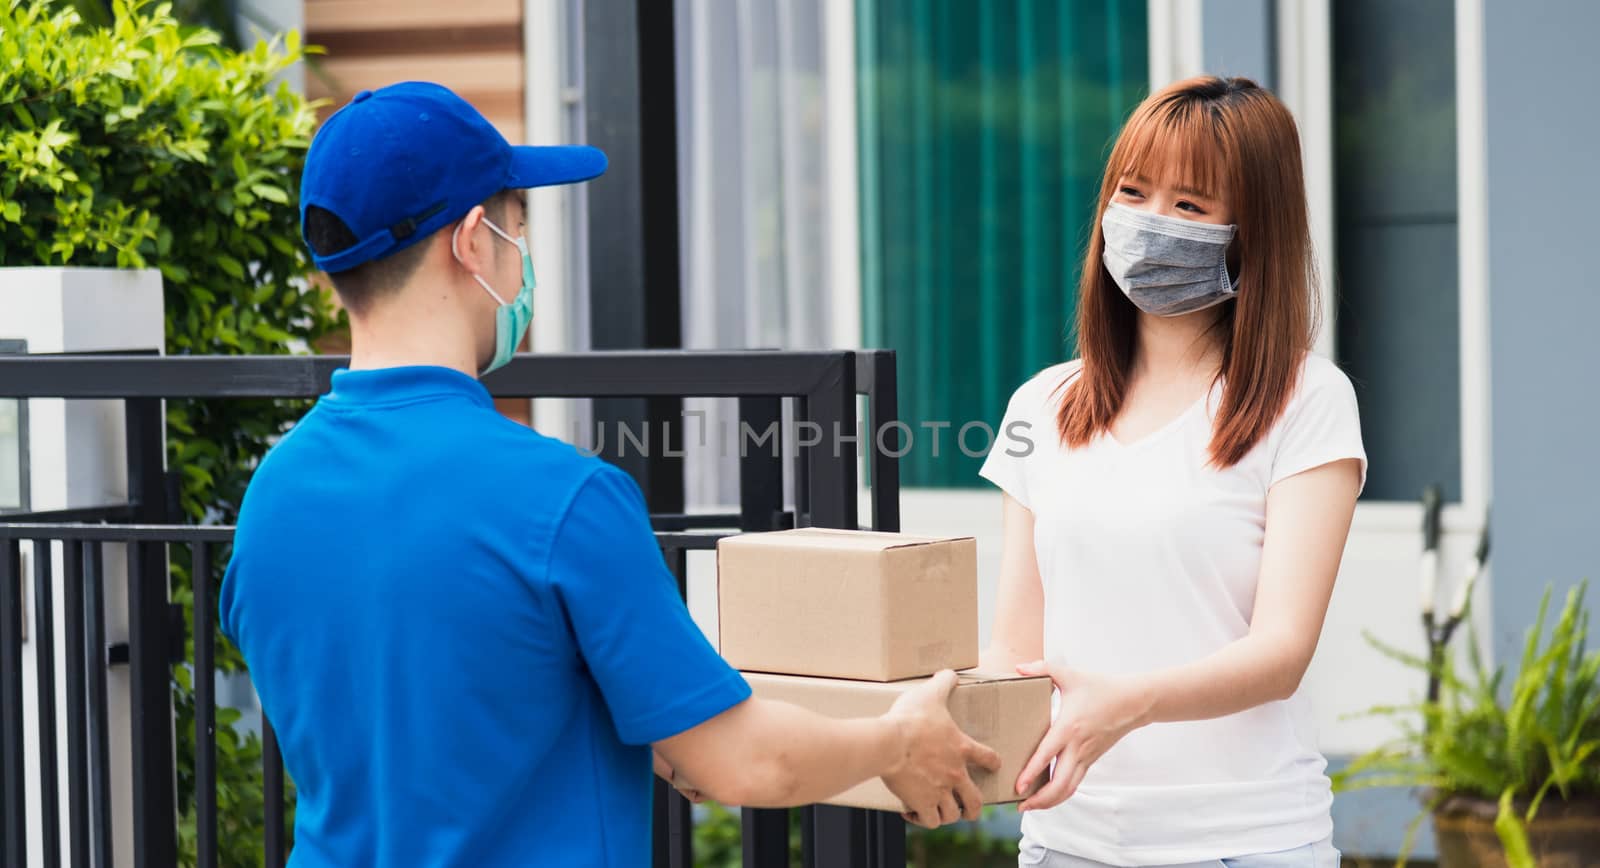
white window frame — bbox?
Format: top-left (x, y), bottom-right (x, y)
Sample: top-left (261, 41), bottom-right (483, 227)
top-left (525, 0), bottom-right (589, 444)
top-left (824, 0), bottom-right (862, 351)
top-left (1455, 0), bottom-right (1490, 520)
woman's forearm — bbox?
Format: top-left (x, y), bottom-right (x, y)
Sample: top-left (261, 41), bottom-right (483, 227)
top-left (980, 642), bottom-right (1038, 674)
top-left (1130, 632), bottom-right (1308, 726)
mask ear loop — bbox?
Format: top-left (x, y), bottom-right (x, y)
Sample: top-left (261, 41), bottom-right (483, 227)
top-left (481, 215), bottom-right (536, 295)
top-left (452, 219), bottom-right (509, 305)
top-left (1223, 234), bottom-right (1241, 292)
top-left (480, 215), bottom-right (521, 245)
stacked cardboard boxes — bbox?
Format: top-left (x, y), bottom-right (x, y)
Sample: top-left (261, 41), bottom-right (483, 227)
top-left (716, 528), bottom-right (1052, 811)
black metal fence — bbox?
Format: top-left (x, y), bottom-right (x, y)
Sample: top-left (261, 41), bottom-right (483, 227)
top-left (0, 350), bottom-right (906, 868)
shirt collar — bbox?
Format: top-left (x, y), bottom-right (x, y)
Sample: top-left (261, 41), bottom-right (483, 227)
top-left (323, 365), bottom-right (494, 410)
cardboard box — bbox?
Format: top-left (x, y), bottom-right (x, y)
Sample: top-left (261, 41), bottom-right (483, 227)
top-left (716, 528), bottom-right (978, 681)
top-left (744, 670), bottom-right (1052, 812)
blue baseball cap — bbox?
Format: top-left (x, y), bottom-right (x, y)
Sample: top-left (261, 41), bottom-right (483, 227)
top-left (300, 81), bottom-right (607, 273)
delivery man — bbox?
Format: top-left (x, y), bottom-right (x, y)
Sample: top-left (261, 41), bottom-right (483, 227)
top-left (219, 81), bottom-right (999, 867)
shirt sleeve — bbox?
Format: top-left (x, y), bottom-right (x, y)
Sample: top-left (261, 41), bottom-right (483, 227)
top-left (1270, 360), bottom-right (1369, 493)
top-left (547, 464), bottom-right (751, 745)
top-left (978, 371), bottom-right (1056, 509)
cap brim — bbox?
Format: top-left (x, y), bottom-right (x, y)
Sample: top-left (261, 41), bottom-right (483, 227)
top-left (506, 145), bottom-right (608, 189)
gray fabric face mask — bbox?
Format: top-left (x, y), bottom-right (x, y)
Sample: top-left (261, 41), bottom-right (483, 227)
top-left (1100, 202), bottom-right (1238, 316)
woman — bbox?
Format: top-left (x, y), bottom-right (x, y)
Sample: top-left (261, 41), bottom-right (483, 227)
top-left (979, 76), bottom-right (1364, 868)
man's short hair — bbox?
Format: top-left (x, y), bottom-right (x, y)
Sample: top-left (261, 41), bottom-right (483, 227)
top-left (305, 191), bottom-right (517, 311)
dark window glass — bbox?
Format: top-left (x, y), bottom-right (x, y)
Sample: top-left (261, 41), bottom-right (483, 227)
top-left (1333, 0), bottom-right (1461, 501)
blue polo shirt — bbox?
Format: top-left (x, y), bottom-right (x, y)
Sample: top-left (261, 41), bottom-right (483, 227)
top-left (219, 366), bottom-right (750, 867)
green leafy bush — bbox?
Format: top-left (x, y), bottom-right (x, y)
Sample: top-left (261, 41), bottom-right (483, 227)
top-left (688, 803), bottom-right (1019, 867)
top-left (1334, 583), bottom-right (1600, 867)
top-left (688, 803), bottom-right (798, 867)
top-left (1, 1), bottom-right (343, 864)
top-left (65, 0), bottom-right (262, 51)
top-left (908, 810), bottom-right (1020, 867)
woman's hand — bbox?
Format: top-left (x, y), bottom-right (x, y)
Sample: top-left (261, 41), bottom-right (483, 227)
top-left (652, 749), bottom-right (707, 803)
top-left (1014, 661), bottom-right (1152, 812)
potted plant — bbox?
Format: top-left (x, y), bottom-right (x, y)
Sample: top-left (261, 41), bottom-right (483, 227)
top-left (1336, 571), bottom-right (1600, 868)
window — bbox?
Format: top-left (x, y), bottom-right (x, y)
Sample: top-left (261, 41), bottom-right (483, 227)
top-left (673, 0), bottom-right (838, 509)
top-left (857, 0), bottom-right (1148, 486)
top-left (1332, 0), bottom-right (1461, 502)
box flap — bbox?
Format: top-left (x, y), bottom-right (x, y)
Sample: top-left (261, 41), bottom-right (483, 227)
top-left (718, 527), bottom-right (973, 552)
top-left (953, 669), bottom-right (1048, 687)
top-left (743, 669), bottom-right (1046, 690)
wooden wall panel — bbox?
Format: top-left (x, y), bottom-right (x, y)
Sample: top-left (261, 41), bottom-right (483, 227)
top-left (304, 0), bottom-right (525, 142)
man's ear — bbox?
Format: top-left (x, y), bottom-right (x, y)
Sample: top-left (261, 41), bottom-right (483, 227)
top-left (451, 204), bottom-right (491, 276)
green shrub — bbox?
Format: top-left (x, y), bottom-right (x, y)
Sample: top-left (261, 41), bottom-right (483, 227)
top-left (65, 0), bottom-right (258, 51)
top-left (908, 810), bottom-right (1020, 867)
top-left (1334, 583), bottom-right (1600, 868)
top-left (688, 803), bottom-right (1019, 867)
top-left (1, 1), bottom-right (343, 864)
top-left (688, 802), bottom-right (795, 867)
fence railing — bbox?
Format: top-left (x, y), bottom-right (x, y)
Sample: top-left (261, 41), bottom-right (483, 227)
top-left (0, 350), bottom-right (905, 868)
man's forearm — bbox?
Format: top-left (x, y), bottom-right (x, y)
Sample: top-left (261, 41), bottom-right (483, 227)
top-left (664, 698), bottom-right (906, 808)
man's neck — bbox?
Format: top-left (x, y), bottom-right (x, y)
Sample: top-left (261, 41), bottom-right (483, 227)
top-left (346, 284), bottom-right (481, 378)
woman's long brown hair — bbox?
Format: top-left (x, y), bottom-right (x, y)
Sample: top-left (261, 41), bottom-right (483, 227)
top-left (1057, 76), bottom-right (1317, 467)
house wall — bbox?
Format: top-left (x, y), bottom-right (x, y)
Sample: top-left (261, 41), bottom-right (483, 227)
top-left (1481, 0), bottom-right (1600, 661)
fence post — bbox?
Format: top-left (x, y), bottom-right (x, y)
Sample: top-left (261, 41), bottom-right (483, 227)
top-left (801, 355), bottom-right (877, 868)
top-left (733, 394), bottom-right (796, 868)
top-left (652, 545), bottom-right (695, 868)
top-left (803, 354), bottom-right (859, 531)
top-left (583, 0), bottom-right (687, 511)
top-left (2, 540), bottom-right (28, 868)
top-left (860, 350), bottom-right (908, 867)
top-left (125, 398), bottom-right (178, 868)
top-left (737, 397), bottom-right (786, 532)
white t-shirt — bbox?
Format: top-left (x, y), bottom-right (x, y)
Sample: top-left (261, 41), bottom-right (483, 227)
top-left (979, 353), bottom-right (1366, 866)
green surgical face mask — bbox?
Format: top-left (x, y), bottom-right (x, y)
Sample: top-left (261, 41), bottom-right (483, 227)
top-left (453, 215), bottom-right (535, 376)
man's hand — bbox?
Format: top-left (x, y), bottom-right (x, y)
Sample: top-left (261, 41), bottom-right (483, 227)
top-left (880, 670), bottom-right (1003, 829)
top-left (652, 750), bottom-right (706, 804)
